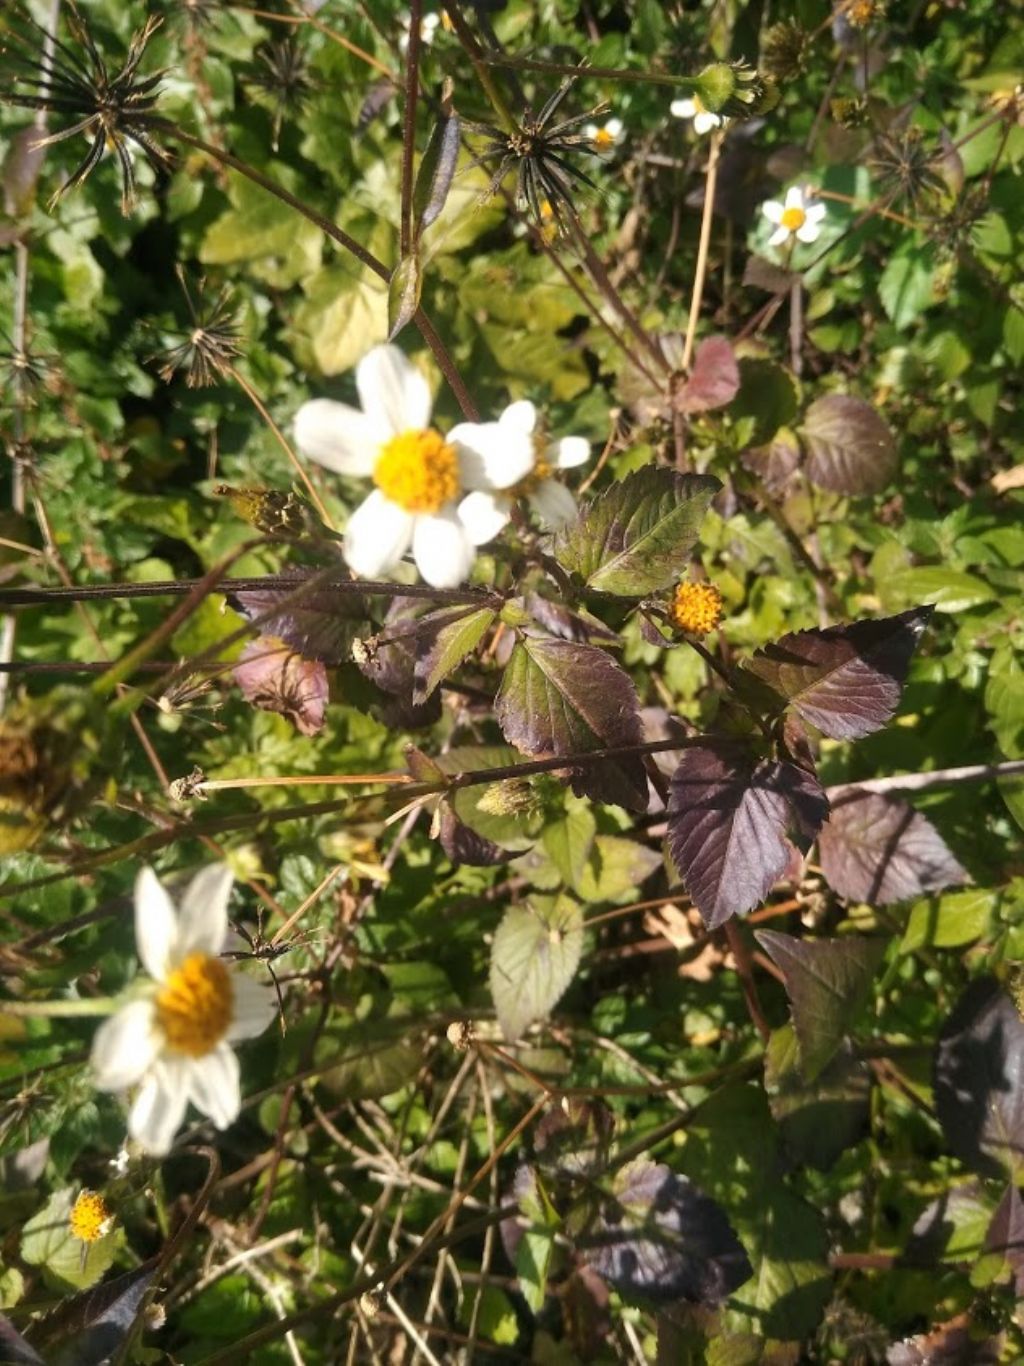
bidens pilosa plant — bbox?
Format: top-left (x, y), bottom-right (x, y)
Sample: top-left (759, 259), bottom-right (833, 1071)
top-left (1, 0), bottom-right (1023, 1362)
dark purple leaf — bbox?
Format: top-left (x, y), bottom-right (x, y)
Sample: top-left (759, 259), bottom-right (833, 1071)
top-left (934, 977), bottom-right (1024, 1180)
top-left (740, 430), bottom-right (801, 495)
top-left (36, 1261), bottom-right (158, 1366)
top-left (755, 930), bottom-right (888, 1082)
top-left (495, 635), bottom-right (648, 812)
top-left (666, 741), bottom-right (829, 929)
top-left (354, 597), bottom-right (442, 727)
top-left (582, 1159), bottom-right (751, 1306)
top-left (745, 607), bottom-right (933, 740)
top-left (764, 1027), bottom-right (871, 1171)
top-left (534, 1098), bottom-right (614, 1181)
top-left (228, 575), bottom-right (365, 666)
top-left (743, 254), bottom-right (799, 295)
top-left (801, 394), bottom-right (898, 495)
top-left (818, 792), bottom-right (968, 905)
top-left (984, 1183), bottom-right (1024, 1297)
top-left (553, 467), bottom-right (720, 597)
top-left (233, 635), bottom-right (327, 736)
top-left (437, 803), bottom-right (507, 867)
top-left (0, 1315), bottom-right (44, 1365)
top-left (523, 594), bottom-right (619, 644)
top-left (674, 336), bottom-right (741, 414)
top-left (563, 1266), bottom-right (612, 1360)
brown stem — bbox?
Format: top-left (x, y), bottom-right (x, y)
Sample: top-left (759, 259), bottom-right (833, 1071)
top-left (722, 920), bottom-right (772, 1043)
top-left (399, 0), bottom-right (422, 258)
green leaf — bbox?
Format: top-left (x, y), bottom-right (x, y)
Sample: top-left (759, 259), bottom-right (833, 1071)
top-left (291, 265), bottom-right (388, 376)
top-left (21, 1189), bottom-right (118, 1291)
top-left (553, 467), bottom-right (720, 597)
top-left (412, 606), bottom-right (497, 705)
top-left (880, 566), bottom-right (997, 614)
top-left (754, 931), bottom-right (887, 1082)
top-left (490, 895), bottom-right (584, 1040)
top-left (902, 888), bottom-right (996, 952)
top-left (764, 1026), bottom-right (871, 1172)
top-left (726, 359), bottom-right (799, 447)
top-left (495, 635), bottom-right (647, 810)
top-left (878, 245), bottom-right (937, 329)
top-left (541, 801), bottom-right (597, 891)
top-left (200, 170), bottom-right (323, 288)
top-left (387, 252), bottom-right (422, 341)
top-left (575, 835), bottom-right (662, 903)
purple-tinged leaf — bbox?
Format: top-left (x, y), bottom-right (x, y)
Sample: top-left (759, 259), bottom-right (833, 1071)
top-left (818, 792), bottom-right (968, 905)
top-left (740, 429), bottom-right (801, 494)
top-left (745, 607), bottom-right (933, 740)
top-left (887, 1317), bottom-right (1002, 1365)
top-left (553, 467), bottom-right (720, 597)
top-left (0, 1316), bottom-right (44, 1365)
top-left (412, 604), bottom-right (496, 705)
top-left (534, 1098), bottom-right (614, 1181)
top-left (437, 803), bottom-right (507, 867)
top-left (743, 254), bottom-right (799, 296)
top-left (582, 1159), bottom-right (751, 1306)
top-left (983, 1183), bottom-right (1024, 1297)
top-left (354, 596), bottom-right (442, 727)
top-left (413, 108), bottom-right (461, 232)
top-left (44, 1260), bottom-right (158, 1366)
top-left (765, 1026), bottom-right (871, 1171)
top-left (523, 594), bottom-right (619, 644)
top-left (801, 394), bottom-right (898, 495)
top-left (934, 977), bottom-right (1024, 1181)
top-left (755, 930), bottom-right (887, 1082)
top-left (233, 635), bottom-right (327, 736)
top-left (228, 575), bottom-right (364, 666)
top-left (495, 635), bottom-right (648, 811)
top-left (673, 336), bottom-right (740, 414)
top-left (666, 741), bottom-right (829, 929)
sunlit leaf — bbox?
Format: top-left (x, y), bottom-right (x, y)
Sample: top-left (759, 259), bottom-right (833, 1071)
top-left (413, 108), bottom-right (461, 233)
top-left (553, 467), bottom-right (720, 597)
top-left (818, 791), bottom-right (968, 904)
top-left (674, 336), bottom-right (740, 414)
top-left (490, 895), bottom-right (584, 1040)
top-left (412, 604), bottom-right (496, 704)
top-left (228, 577), bottom-right (365, 666)
top-left (21, 1189), bottom-right (118, 1291)
top-left (764, 1026), bottom-right (871, 1171)
top-left (745, 607), bottom-right (932, 740)
top-left (666, 741), bottom-right (829, 929)
top-left (387, 251), bottom-right (422, 340)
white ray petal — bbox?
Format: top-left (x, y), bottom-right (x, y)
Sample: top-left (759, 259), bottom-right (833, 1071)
top-left (293, 400), bottom-right (381, 475)
top-left (187, 1043), bottom-right (241, 1130)
top-left (356, 344), bottom-right (431, 436)
top-left (412, 510), bottom-right (475, 587)
top-left (761, 200), bottom-right (784, 224)
top-left (227, 973), bottom-right (277, 1041)
top-left (450, 421), bottom-right (535, 491)
top-left (135, 867), bottom-right (179, 982)
top-left (343, 490), bottom-right (415, 577)
top-left (529, 480), bottom-right (578, 529)
top-left (91, 1000), bottom-right (160, 1092)
top-left (554, 435), bottom-right (590, 469)
top-left (670, 99), bottom-right (696, 119)
top-left (796, 222), bottom-right (822, 243)
top-left (177, 864), bottom-right (233, 956)
top-left (457, 489), bottom-right (511, 546)
top-left (768, 225), bottom-right (790, 247)
top-left (129, 1060), bottom-right (189, 1156)
top-left (499, 400), bottom-right (538, 436)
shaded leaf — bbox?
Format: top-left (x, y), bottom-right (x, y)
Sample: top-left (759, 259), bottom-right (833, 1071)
top-left (982, 1183), bottom-right (1024, 1297)
top-left (553, 467), bottom-right (720, 597)
top-left (509, 1165), bottom-right (560, 1313)
top-left (354, 596), bottom-right (442, 728)
top-left (413, 108), bottom-right (461, 232)
top-left (755, 930), bottom-right (887, 1082)
top-left (495, 635), bottom-right (647, 811)
top-left (490, 896), bottom-right (584, 1040)
top-left (437, 803), bottom-right (508, 868)
top-left (44, 1260), bottom-right (158, 1366)
top-left (674, 336), bottom-right (740, 414)
top-left (764, 1026), bottom-right (871, 1171)
top-left (726, 358), bottom-right (799, 446)
top-left (667, 741), bottom-right (829, 930)
top-left (934, 977), bottom-right (1024, 1180)
top-left (523, 594), bottom-right (619, 644)
top-left (228, 576), bottom-right (364, 666)
top-left (0, 1316), bottom-right (44, 1366)
top-left (801, 394), bottom-right (898, 495)
top-left (541, 802), bottom-right (596, 891)
top-left (745, 607), bottom-right (932, 740)
top-left (887, 1316), bottom-right (1002, 1365)
top-left (575, 835), bottom-right (662, 903)
top-left (740, 429), bottom-right (801, 495)
top-left (582, 1159), bottom-right (751, 1306)
top-left (412, 604), bottom-right (496, 705)
top-left (441, 745), bottom-right (542, 852)
top-left (819, 791), bottom-right (968, 905)
top-left (233, 636), bottom-right (327, 736)
top-left (534, 1098), bottom-right (615, 1182)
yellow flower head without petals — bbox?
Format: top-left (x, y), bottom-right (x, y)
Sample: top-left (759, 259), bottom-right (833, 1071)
top-left (668, 582), bottom-right (723, 636)
top-left (69, 1190), bottom-right (114, 1243)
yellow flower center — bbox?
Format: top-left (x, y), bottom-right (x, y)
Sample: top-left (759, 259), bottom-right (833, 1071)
top-left (156, 952), bottom-right (234, 1057)
top-left (70, 1190), bottom-right (113, 1243)
top-left (668, 581), bottom-right (723, 636)
top-left (593, 128), bottom-right (615, 148)
top-left (781, 206), bottom-right (807, 231)
top-left (373, 429), bottom-right (459, 515)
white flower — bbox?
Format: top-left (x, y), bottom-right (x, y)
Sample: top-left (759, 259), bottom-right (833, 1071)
top-left (295, 345), bottom-right (523, 588)
top-left (583, 117), bottom-right (625, 157)
top-left (91, 866), bottom-right (275, 1157)
top-left (761, 185), bottom-right (827, 246)
top-left (398, 10), bottom-right (441, 53)
top-left (454, 400), bottom-right (590, 538)
top-left (669, 96), bottom-right (726, 135)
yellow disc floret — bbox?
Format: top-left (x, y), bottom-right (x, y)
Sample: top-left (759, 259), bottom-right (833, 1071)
top-left (70, 1190), bottom-right (114, 1243)
top-left (373, 429), bottom-right (459, 515)
top-left (668, 581), bottom-right (723, 636)
top-left (593, 128), bottom-right (615, 149)
top-left (781, 205), bottom-right (807, 231)
top-left (156, 952), bottom-right (234, 1057)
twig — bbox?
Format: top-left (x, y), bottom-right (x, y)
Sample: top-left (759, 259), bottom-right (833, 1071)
top-left (827, 760), bottom-right (1024, 801)
top-left (679, 128), bottom-right (722, 377)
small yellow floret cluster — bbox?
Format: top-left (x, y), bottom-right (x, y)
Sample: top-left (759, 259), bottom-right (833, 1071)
top-left (373, 429), bottom-right (459, 514)
top-left (667, 581), bottom-right (723, 636)
top-left (69, 1190), bottom-right (114, 1244)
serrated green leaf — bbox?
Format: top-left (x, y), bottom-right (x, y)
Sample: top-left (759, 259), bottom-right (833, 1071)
top-left (21, 1189), bottom-right (118, 1291)
top-left (553, 467), bottom-right (720, 597)
top-left (412, 606), bottom-right (497, 705)
top-left (541, 802), bottom-right (597, 891)
top-left (490, 896), bottom-right (584, 1040)
top-left (902, 888), bottom-right (996, 952)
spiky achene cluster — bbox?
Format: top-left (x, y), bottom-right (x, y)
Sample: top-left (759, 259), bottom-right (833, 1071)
top-left (0, 1), bottom-right (170, 213)
top-left (153, 269), bottom-right (243, 388)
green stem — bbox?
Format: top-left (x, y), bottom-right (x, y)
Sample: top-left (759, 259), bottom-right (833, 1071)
top-left (477, 51), bottom-right (700, 91)
top-left (0, 995), bottom-right (121, 1018)
top-left (444, 1), bottom-right (518, 132)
